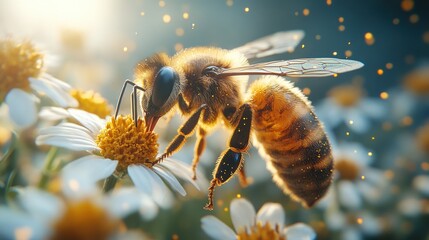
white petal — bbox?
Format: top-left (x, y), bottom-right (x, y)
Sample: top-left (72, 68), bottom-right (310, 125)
top-left (16, 187), bottom-right (63, 223)
top-left (256, 203), bottom-right (285, 230)
top-left (0, 207), bottom-right (48, 240)
top-left (29, 77), bottom-right (77, 107)
top-left (128, 165), bottom-right (172, 208)
top-left (61, 156), bottom-right (117, 198)
top-left (359, 99), bottom-right (387, 119)
top-left (5, 89), bottom-right (38, 128)
top-left (360, 212), bottom-right (381, 236)
top-left (153, 166), bottom-right (186, 196)
top-left (345, 108), bottom-right (370, 133)
top-left (35, 135), bottom-right (99, 152)
top-left (201, 216), bottom-right (236, 240)
top-left (341, 227), bottom-right (361, 240)
top-left (106, 188), bottom-right (158, 220)
top-left (398, 195), bottom-right (422, 217)
top-left (283, 223), bottom-right (316, 240)
top-left (325, 208), bottom-right (346, 230)
top-left (160, 158), bottom-right (205, 191)
top-left (413, 175), bottom-right (429, 196)
top-left (338, 181), bottom-right (362, 210)
top-left (41, 73), bottom-right (72, 91)
top-left (67, 108), bottom-right (104, 135)
top-left (230, 198), bottom-right (256, 233)
top-left (39, 107), bottom-right (70, 121)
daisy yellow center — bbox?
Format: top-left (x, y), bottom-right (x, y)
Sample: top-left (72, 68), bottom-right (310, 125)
top-left (335, 158), bottom-right (360, 181)
top-left (0, 39), bottom-right (44, 101)
top-left (328, 85), bottom-right (363, 107)
top-left (95, 115), bottom-right (159, 173)
top-left (403, 68), bottom-right (429, 95)
top-left (70, 89), bottom-right (112, 118)
top-left (50, 199), bottom-right (119, 240)
top-left (416, 122), bottom-right (429, 153)
top-left (237, 222), bottom-right (286, 240)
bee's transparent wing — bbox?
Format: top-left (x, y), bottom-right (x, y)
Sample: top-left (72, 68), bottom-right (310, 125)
top-left (211, 58), bottom-right (364, 78)
top-left (232, 30), bottom-right (305, 60)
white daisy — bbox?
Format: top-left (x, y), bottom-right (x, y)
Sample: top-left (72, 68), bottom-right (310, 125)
top-left (316, 83), bottom-right (386, 133)
top-left (0, 186), bottom-right (153, 240)
top-left (329, 142), bottom-right (389, 210)
top-left (36, 108), bottom-right (204, 208)
top-left (0, 38), bottom-right (78, 128)
top-left (201, 198), bottom-right (316, 240)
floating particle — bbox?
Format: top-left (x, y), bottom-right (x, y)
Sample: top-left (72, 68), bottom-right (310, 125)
top-left (244, 7), bottom-right (250, 13)
top-left (175, 28), bottom-right (185, 36)
top-left (346, 131), bottom-right (350, 136)
top-left (364, 32), bottom-right (375, 45)
top-left (357, 218), bottom-right (363, 224)
top-left (159, 0), bottom-right (166, 7)
top-left (402, 116), bottom-right (413, 126)
top-left (236, 194), bottom-right (241, 198)
top-left (345, 50), bottom-right (352, 58)
top-left (386, 63), bottom-right (394, 69)
top-left (333, 51), bottom-right (338, 56)
top-left (123, 47), bottom-right (128, 52)
top-left (393, 18), bottom-right (400, 25)
top-left (301, 44), bottom-right (305, 48)
top-left (303, 8), bottom-right (310, 16)
top-left (380, 91), bottom-right (389, 100)
top-left (326, 0), bottom-right (332, 6)
top-left (174, 43), bottom-right (184, 52)
top-left (224, 207), bottom-right (228, 212)
top-left (368, 152), bottom-right (373, 156)
top-left (182, 12), bottom-right (189, 19)
top-left (348, 41), bottom-right (351, 45)
top-left (191, 23), bottom-right (196, 29)
top-left (294, 11), bottom-right (299, 16)
top-left (302, 87), bottom-right (311, 95)
top-left (140, 11), bottom-right (145, 16)
top-left (333, 73), bottom-right (338, 77)
top-left (315, 34), bottom-right (321, 40)
top-left (361, 175), bottom-right (365, 180)
top-left (371, 136), bottom-right (375, 140)
top-left (410, 14), bottom-right (419, 24)
top-left (217, 199), bottom-right (224, 206)
top-left (423, 32), bottom-right (429, 44)
top-left (163, 14), bottom-right (171, 23)
top-left (401, 0), bottom-right (414, 12)
top-left (349, 120), bottom-right (354, 125)
top-left (226, 0), bottom-right (233, 7)
top-left (338, 17), bottom-right (344, 23)
top-left (338, 25), bottom-right (345, 31)
top-left (377, 69), bottom-right (384, 75)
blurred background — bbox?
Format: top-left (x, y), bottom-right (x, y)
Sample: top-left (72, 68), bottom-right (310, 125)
top-left (1, 0), bottom-right (429, 239)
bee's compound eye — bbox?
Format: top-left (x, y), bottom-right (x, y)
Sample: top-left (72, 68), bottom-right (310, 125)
top-left (202, 65), bottom-right (220, 77)
top-left (152, 67), bottom-right (177, 108)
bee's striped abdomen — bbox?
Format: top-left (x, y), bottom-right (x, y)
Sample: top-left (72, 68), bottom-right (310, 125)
top-left (247, 76), bottom-right (333, 207)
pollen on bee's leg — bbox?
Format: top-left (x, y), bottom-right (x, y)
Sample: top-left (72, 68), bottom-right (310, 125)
top-left (203, 179), bottom-right (218, 211)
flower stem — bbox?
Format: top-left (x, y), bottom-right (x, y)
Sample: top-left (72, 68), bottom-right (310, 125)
top-left (103, 175), bottom-right (118, 193)
top-left (38, 147), bottom-right (58, 189)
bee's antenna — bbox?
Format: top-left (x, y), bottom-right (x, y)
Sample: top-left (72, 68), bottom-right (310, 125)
top-left (114, 80), bottom-right (145, 125)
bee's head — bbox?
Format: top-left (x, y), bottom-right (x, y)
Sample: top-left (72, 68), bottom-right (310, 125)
top-left (135, 53), bottom-right (181, 131)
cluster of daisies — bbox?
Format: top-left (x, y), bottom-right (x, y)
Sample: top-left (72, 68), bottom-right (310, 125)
top-left (0, 39), bottom-right (317, 239)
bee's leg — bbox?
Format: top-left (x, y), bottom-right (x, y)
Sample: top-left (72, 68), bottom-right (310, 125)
top-left (238, 165), bottom-right (249, 187)
top-left (157, 104), bottom-right (208, 162)
top-left (192, 128), bottom-right (206, 180)
top-left (204, 104), bottom-right (252, 210)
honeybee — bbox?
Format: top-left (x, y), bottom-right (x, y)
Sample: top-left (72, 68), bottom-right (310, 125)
top-left (114, 30), bottom-right (363, 210)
